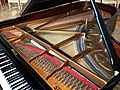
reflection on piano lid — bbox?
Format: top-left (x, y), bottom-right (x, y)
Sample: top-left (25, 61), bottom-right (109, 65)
top-left (21, 0), bottom-right (79, 15)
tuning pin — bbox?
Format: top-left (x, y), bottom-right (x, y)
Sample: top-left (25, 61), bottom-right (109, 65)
top-left (69, 79), bottom-right (79, 90)
top-left (83, 86), bottom-right (89, 90)
top-left (34, 60), bottom-right (39, 65)
top-left (43, 62), bottom-right (49, 70)
top-left (79, 83), bottom-right (85, 89)
top-left (61, 72), bottom-right (69, 83)
top-left (74, 80), bottom-right (83, 89)
top-left (67, 77), bottom-right (76, 87)
top-left (47, 62), bottom-right (57, 73)
top-left (44, 62), bottom-right (53, 72)
top-left (58, 70), bottom-right (66, 81)
top-left (48, 62), bottom-right (55, 71)
top-left (49, 64), bottom-right (57, 73)
top-left (54, 70), bottom-right (62, 79)
top-left (53, 70), bottom-right (58, 78)
top-left (40, 58), bottom-right (48, 68)
top-left (63, 74), bottom-right (72, 85)
top-left (45, 63), bottom-right (52, 72)
top-left (42, 61), bottom-right (49, 69)
top-left (36, 57), bottom-right (43, 65)
top-left (87, 87), bottom-right (94, 90)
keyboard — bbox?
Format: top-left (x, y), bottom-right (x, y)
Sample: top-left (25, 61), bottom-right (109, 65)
top-left (0, 48), bottom-right (33, 90)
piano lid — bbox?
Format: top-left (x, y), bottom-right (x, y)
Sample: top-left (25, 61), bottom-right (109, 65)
top-left (21, 0), bottom-right (79, 16)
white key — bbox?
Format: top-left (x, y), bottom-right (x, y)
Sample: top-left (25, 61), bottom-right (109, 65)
top-left (6, 71), bottom-right (20, 79)
top-left (0, 63), bottom-right (12, 69)
top-left (0, 60), bottom-right (11, 65)
top-left (10, 77), bottom-right (24, 86)
top-left (0, 53), bottom-right (5, 56)
top-left (0, 70), bottom-right (12, 90)
top-left (13, 82), bottom-right (28, 90)
top-left (3, 68), bottom-right (16, 75)
top-left (0, 55), bottom-right (7, 60)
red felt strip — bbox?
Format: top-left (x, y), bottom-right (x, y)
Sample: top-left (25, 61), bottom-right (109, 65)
top-left (63, 67), bottom-right (99, 90)
top-left (13, 42), bottom-right (61, 65)
top-left (4, 31), bottom-right (16, 37)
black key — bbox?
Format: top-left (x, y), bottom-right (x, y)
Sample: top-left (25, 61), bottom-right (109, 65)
top-left (0, 84), bottom-right (3, 90)
top-left (0, 61), bottom-right (11, 67)
top-left (6, 73), bottom-right (22, 83)
top-left (11, 79), bottom-right (26, 89)
top-left (0, 59), bottom-right (3, 64)
top-left (1, 64), bottom-right (15, 73)
top-left (4, 69), bottom-right (18, 77)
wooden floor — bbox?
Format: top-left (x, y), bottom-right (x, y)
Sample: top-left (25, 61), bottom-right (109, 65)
top-left (0, 4), bottom-right (20, 21)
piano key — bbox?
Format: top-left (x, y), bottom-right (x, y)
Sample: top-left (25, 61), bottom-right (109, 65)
top-left (1, 64), bottom-right (15, 73)
top-left (11, 79), bottom-right (26, 89)
top-left (0, 63), bottom-right (13, 70)
top-left (0, 52), bottom-right (5, 56)
top-left (8, 74), bottom-right (23, 84)
top-left (0, 84), bottom-right (3, 90)
top-left (0, 47), bottom-right (33, 90)
top-left (10, 77), bottom-right (25, 86)
top-left (5, 71), bottom-right (19, 79)
top-left (3, 68), bottom-right (16, 75)
top-left (4, 69), bottom-right (18, 77)
top-left (0, 61), bottom-right (12, 67)
top-left (0, 59), bottom-right (10, 65)
top-left (0, 70), bottom-right (11, 90)
top-left (12, 82), bottom-right (29, 90)
top-left (6, 73), bottom-right (22, 83)
top-left (22, 85), bottom-right (32, 90)
top-left (18, 83), bottom-right (31, 90)
top-left (0, 55), bottom-right (7, 60)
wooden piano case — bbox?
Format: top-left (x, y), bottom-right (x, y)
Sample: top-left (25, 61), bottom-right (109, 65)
top-left (0, 0), bottom-right (119, 90)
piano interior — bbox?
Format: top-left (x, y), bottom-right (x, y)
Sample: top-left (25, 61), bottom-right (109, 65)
top-left (0, 1), bottom-right (120, 90)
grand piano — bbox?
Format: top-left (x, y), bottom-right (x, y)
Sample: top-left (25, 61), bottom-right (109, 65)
top-left (0, 0), bottom-right (120, 90)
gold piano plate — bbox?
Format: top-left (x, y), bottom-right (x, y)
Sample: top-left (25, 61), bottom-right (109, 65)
top-left (0, 26), bottom-right (106, 90)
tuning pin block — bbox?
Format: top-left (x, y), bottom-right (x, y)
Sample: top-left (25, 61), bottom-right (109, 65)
top-left (63, 75), bottom-right (70, 85)
top-left (67, 77), bottom-right (76, 87)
